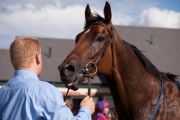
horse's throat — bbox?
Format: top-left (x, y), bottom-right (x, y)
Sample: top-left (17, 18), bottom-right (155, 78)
top-left (106, 67), bottom-right (131, 117)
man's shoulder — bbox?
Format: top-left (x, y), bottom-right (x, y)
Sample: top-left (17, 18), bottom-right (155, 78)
top-left (15, 78), bottom-right (58, 94)
top-left (28, 80), bottom-right (57, 91)
top-left (38, 81), bottom-right (58, 91)
top-left (32, 80), bottom-right (64, 103)
top-left (22, 80), bottom-right (63, 101)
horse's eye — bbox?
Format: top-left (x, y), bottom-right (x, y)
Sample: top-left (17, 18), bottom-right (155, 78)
top-left (96, 36), bottom-right (104, 42)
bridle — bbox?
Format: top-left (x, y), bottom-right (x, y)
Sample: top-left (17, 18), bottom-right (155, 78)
top-left (82, 23), bottom-right (114, 97)
top-left (64, 22), bottom-right (114, 101)
top-left (63, 22), bottom-right (163, 120)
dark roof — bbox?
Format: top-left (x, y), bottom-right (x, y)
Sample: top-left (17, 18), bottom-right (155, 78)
top-left (0, 50), bottom-right (14, 80)
top-left (38, 38), bottom-right (74, 82)
top-left (38, 37), bottom-right (107, 84)
top-left (0, 26), bottom-right (180, 83)
top-left (0, 38), bottom-right (107, 84)
top-left (114, 25), bottom-right (180, 76)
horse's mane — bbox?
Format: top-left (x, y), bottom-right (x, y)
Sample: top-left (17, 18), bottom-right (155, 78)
top-left (84, 13), bottom-right (104, 29)
top-left (124, 41), bottom-right (178, 82)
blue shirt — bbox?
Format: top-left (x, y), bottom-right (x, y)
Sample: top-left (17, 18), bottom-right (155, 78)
top-left (0, 70), bottom-right (91, 120)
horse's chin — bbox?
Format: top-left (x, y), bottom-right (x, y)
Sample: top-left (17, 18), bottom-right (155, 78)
top-left (65, 74), bottom-right (84, 91)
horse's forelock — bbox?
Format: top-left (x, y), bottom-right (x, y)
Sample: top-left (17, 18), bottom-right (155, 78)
top-left (84, 13), bottom-right (105, 29)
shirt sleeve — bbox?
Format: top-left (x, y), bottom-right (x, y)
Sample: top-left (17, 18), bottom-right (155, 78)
top-left (36, 84), bottom-right (92, 120)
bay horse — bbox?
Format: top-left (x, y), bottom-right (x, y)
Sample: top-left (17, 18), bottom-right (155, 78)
top-left (58, 1), bottom-right (180, 120)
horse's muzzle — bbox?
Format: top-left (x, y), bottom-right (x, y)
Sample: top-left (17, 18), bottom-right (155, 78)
top-left (58, 64), bottom-right (84, 90)
top-left (61, 64), bottom-right (76, 76)
top-left (58, 64), bottom-right (76, 84)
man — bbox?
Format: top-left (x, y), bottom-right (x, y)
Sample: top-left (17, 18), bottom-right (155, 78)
top-left (0, 36), bottom-right (95, 120)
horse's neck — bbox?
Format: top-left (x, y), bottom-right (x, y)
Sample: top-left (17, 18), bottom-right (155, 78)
top-left (106, 37), bottom-right (160, 118)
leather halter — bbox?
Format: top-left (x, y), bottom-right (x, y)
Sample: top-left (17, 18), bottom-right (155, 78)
top-left (83, 23), bottom-right (114, 96)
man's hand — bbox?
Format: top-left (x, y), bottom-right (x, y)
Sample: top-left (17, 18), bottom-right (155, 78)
top-left (80, 96), bottom-right (95, 114)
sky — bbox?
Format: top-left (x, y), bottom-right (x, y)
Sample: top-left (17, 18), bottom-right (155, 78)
top-left (0, 0), bottom-right (180, 49)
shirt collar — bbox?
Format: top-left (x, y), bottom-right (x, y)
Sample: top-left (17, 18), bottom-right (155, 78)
top-left (14, 70), bottom-right (39, 80)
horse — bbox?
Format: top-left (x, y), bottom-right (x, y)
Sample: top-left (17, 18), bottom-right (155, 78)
top-left (58, 1), bottom-right (180, 120)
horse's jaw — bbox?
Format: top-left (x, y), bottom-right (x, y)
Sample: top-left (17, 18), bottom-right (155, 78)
top-left (61, 73), bottom-right (84, 91)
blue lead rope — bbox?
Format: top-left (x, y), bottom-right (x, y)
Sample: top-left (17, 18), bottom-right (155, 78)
top-left (149, 74), bottom-right (164, 120)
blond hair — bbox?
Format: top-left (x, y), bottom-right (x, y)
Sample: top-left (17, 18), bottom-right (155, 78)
top-left (10, 36), bottom-right (40, 70)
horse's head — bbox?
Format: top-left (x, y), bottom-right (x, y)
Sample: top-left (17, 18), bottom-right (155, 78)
top-left (58, 1), bottom-right (114, 91)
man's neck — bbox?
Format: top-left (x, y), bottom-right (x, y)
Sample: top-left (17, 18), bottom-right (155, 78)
top-left (18, 67), bottom-right (38, 75)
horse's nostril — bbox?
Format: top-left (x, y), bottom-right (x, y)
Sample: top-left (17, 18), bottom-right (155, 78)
top-left (62, 64), bottom-right (75, 76)
top-left (58, 66), bottom-right (61, 71)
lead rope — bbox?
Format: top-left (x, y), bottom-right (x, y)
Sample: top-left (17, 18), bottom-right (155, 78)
top-left (83, 62), bottom-right (97, 96)
top-left (86, 73), bottom-right (93, 96)
top-left (88, 77), bottom-right (91, 96)
top-left (64, 88), bottom-right (70, 102)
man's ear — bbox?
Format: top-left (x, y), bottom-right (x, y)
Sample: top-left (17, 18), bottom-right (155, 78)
top-left (36, 54), bottom-right (40, 65)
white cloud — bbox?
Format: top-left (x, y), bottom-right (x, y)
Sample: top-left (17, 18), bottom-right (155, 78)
top-left (0, 4), bottom-right (86, 39)
top-left (112, 13), bottom-right (134, 26)
top-left (135, 7), bottom-right (180, 29)
top-left (0, 1), bottom-right (180, 49)
top-left (0, 3), bottom-right (106, 40)
top-left (0, 3), bottom-right (106, 49)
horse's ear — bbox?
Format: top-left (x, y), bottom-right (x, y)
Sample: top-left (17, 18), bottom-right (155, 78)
top-left (104, 1), bottom-right (112, 24)
top-left (85, 4), bottom-right (93, 21)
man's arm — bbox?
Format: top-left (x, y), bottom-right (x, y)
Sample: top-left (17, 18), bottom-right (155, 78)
top-left (37, 84), bottom-right (94, 120)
